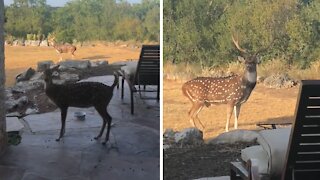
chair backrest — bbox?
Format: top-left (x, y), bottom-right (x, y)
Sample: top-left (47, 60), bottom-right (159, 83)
top-left (134, 45), bottom-right (160, 86)
top-left (282, 80), bottom-right (320, 180)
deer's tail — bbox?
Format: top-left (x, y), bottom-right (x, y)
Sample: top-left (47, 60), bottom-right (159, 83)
top-left (111, 72), bottom-right (119, 89)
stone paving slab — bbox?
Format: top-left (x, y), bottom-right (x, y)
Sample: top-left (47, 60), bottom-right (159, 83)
top-left (0, 165), bottom-right (25, 180)
top-left (6, 117), bottom-right (24, 132)
top-left (23, 107), bottom-right (108, 132)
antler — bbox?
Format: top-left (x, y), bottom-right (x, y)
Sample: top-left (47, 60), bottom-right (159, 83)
top-left (232, 35), bottom-right (247, 54)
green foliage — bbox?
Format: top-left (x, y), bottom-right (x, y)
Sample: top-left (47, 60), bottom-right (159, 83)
top-left (164, 0), bottom-right (320, 68)
top-left (4, 0), bottom-right (160, 43)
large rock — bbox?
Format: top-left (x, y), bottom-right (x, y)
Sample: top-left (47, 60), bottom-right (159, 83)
top-left (12, 80), bottom-right (44, 93)
top-left (12, 40), bottom-right (25, 46)
top-left (174, 128), bottom-right (204, 145)
top-left (5, 96), bottom-right (29, 112)
top-left (90, 60), bottom-right (108, 67)
top-left (59, 72), bottom-right (80, 83)
top-left (25, 40), bottom-right (40, 46)
top-left (263, 74), bottom-right (297, 89)
top-left (16, 68), bottom-right (36, 82)
top-left (207, 129), bottom-right (259, 144)
top-left (37, 60), bottom-right (54, 72)
top-left (40, 40), bottom-right (49, 47)
top-left (58, 60), bottom-right (91, 69)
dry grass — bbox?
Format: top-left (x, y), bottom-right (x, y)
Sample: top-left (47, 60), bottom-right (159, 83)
top-left (4, 44), bottom-right (140, 86)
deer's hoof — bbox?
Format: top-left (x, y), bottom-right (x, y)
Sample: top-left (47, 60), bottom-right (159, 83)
top-left (102, 142), bottom-right (106, 145)
top-left (94, 136), bottom-right (100, 140)
top-left (56, 138), bottom-right (61, 142)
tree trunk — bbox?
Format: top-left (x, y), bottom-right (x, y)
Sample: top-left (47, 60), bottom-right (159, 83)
top-left (0, 0), bottom-right (8, 156)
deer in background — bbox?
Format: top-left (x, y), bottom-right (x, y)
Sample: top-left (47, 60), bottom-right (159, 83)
top-left (182, 35), bottom-right (272, 132)
top-left (48, 37), bottom-right (77, 61)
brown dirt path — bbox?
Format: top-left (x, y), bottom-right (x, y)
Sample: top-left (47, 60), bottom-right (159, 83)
top-left (4, 44), bottom-right (140, 86)
top-left (163, 79), bottom-right (299, 140)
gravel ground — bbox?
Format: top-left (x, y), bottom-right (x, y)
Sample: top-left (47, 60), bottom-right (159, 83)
top-left (163, 142), bottom-right (254, 180)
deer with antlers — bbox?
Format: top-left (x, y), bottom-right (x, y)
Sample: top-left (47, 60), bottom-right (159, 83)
top-left (48, 37), bottom-right (77, 61)
top-left (182, 35), bottom-right (272, 132)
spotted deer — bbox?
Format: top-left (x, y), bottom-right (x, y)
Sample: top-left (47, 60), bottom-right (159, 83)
top-left (48, 37), bottom-right (76, 61)
top-left (182, 35), bottom-right (272, 132)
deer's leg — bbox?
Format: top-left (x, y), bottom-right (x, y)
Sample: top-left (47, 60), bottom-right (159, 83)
top-left (234, 104), bottom-right (241, 129)
top-left (226, 104), bottom-right (234, 132)
top-left (189, 102), bottom-right (204, 129)
top-left (194, 105), bottom-right (205, 129)
top-left (95, 106), bottom-right (112, 145)
top-left (57, 107), bottom-right (68, 141)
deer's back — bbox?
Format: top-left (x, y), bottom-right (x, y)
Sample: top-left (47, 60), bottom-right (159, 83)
top-left (55, 44), bottom-right (76, 53)
top-left (182, 75), bottom-right (244, 104)
top-left (45, 82), bottom-right (113, 108)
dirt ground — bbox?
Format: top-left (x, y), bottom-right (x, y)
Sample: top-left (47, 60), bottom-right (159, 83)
top-left (163, 79), bottom-right (299, 179)
top-left (163, 142), bottom-right (255, 180)
top-left (4, 44), bottom-right (140, 86)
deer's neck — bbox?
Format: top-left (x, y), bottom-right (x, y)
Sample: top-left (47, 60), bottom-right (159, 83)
top-left (44, 79), bottom-right (53, 92)
top-left (244, 70), bottom-right (257, 84)
top-left (238, 66), bottom-right (257, 103)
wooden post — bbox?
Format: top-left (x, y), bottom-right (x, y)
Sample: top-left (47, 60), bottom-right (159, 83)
top-left (0, 0), bottom-right (8, 156)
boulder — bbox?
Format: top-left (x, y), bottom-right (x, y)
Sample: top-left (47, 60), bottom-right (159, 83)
top-left (30, 72), bottom-right (43, 81)
top-left (174, 128), bottom-right (204, 145)
top-left (90, 60), bottom-right (108, 67)
top-left (207, 129), bottom-right (259, 144)
top-left (25, 40), bottom-right (40, 46)
top-left (58, 60), bottom-right (91, 69)
top-left (12, 39), bottom-right (25, 46)
top-left (12, 80), bottom-right (44, 93)
top-left (16, 68), bottom-right (36, 82)
top-left (25, 108), bottom-right (39, 115)
top-left (164, 128), bottom-right (176, 139)
top-left (37, 60), bottom-right (54, 72)
top-left (5, 96), bottom-right (29, 112)
top-left (59, 72), bottom-right (80, 83)
top-left (263, 74), bottom-right (297, 89)
top-left (40, 40), bottom-right (49, 47)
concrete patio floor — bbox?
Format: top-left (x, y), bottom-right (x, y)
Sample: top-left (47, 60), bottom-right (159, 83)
top-left (1, 75), bottom-right (160, 180)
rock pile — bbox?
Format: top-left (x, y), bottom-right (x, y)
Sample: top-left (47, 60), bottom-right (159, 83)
top-left (263, 73), bottom-right (297, 89)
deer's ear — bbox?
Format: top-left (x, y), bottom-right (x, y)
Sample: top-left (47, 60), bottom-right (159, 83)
top-left (237, 56), bottom-right (245, 63)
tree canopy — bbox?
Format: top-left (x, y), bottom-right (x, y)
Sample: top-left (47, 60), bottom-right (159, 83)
top-left (5, 0), bottom-right (160, 43)
top-left (164, 0), bottom-right (320, 68)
